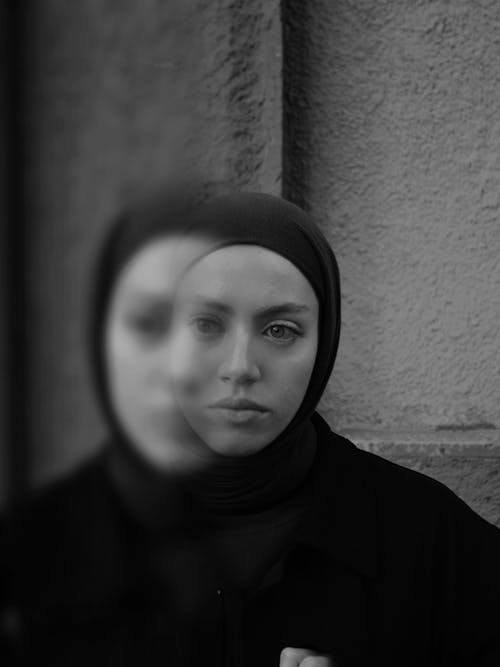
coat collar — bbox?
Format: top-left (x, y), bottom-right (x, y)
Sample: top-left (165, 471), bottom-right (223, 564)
top-left (295, 413), bottom-right (378, 579)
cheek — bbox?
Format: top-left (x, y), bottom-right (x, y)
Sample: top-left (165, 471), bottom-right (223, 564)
top-left (173, 342), bottom-right (222, 394)
top-left (274, 338), bottom-right (317, 380)
top-left (106, 337), bottom-right (151, 409)
top-left (275, 363), bottom-right (314, 411)
top-left (270, 347), bottom-right (317, 414)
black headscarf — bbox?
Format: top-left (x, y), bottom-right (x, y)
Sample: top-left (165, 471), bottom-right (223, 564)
top-left (89, 189), bottom-right (341, 521)
top-left (184, 192), bottom-right (341, 436)
top-left (86, 188), bottom-right (342, 634)
top-left (177, 192), bottom-right (341, 514)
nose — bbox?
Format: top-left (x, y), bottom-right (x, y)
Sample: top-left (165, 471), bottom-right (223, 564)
top-left (219, 329), bottom-right (261, 386)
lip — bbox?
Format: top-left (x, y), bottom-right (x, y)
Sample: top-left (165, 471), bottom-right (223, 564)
top-left (210, 397), bottom-right (269, 412)
top-left (208, 397), bottom-right (270, 426)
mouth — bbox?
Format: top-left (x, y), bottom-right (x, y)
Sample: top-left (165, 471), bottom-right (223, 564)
top-left (210, 397), bottom-right (268, 412)
top-left (209, 397), bottom-right (270, 425)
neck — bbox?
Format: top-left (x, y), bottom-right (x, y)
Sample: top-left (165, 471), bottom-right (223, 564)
top-left (105, 420), bottom-right (317, 529)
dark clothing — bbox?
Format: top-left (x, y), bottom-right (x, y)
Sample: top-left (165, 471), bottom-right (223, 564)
top-left (2, 414), bottom-right (500, 667)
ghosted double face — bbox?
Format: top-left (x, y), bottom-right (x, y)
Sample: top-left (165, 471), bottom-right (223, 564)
top-left (104, 238), bottom-right (319, 466)
top-left (104, 235), bottom-right (213, 470)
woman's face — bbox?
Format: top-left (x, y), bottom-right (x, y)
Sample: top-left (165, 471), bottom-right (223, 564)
top-left (105, 236), bottom-right (213, 470)
top-left (171, 245), bottom-right (319, 457)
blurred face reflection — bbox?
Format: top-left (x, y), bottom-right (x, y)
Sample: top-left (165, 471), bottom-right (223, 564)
top-left (171, 245), bottom-right (319, 457)
top-left (105, 236), bottom-right (212, 471)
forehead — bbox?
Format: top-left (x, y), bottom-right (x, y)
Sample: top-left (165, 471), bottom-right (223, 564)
top-left (113, 236), bottom-right (214, 297)
top-left (179, 245), bottom-right (318, 308)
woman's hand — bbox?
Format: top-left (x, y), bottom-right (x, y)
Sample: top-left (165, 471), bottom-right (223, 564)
top-left (280, 647), bottom-right (334, 666)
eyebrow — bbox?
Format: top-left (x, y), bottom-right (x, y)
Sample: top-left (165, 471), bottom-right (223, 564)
top-left (122, 292), bottom-right (172, 307)
top-left (186, 298), bottom-right (311, 317)
top-left (255, 303), bottom-right (311, 317)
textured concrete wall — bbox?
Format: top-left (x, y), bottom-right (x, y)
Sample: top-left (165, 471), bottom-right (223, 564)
top-left (23, 0), bottom-right (281, 488)
top-left (284, 0), bottom-right (500, 523)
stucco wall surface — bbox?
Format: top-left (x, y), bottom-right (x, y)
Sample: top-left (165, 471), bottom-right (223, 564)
top-left (24, 0), bottom-right (281, 486)
top-left (285, 0), bottom-right (500, 431)
top-left (284, 0), bottom-right (500, 522)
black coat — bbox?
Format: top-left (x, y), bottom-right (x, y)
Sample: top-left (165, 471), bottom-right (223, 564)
top-left (2, 414), bottom-right (500, 667)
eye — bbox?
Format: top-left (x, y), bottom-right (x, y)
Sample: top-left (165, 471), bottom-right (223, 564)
top-left (190, 317), bottom-right (224, 338)
top-left (127, 312), bottom-right (169, 340)
top-left (263, 323), bottom-right (301, 343)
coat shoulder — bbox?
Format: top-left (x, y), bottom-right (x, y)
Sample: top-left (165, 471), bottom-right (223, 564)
top-left (313, 412), bottom-right (500, 535)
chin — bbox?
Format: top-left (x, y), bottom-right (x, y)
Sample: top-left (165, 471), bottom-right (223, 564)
top-left (205, 435), bottom-right (270, 458)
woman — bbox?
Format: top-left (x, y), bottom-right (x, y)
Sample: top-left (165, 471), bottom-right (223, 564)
top-left (167, 192), bottom-right (500, 666)
top-left (2, 190), bottom-right (500, 667)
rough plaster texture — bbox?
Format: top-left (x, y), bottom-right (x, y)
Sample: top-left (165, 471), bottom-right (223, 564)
top-left (23, 0), bottom-right (281, 487)
top-left (284, 0), bottom-right (500, 523)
